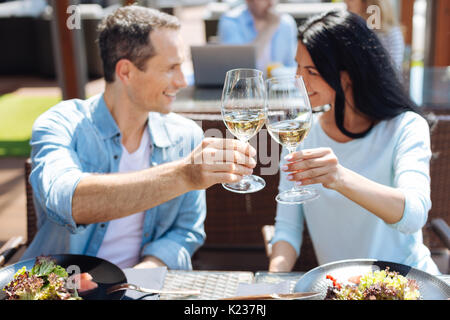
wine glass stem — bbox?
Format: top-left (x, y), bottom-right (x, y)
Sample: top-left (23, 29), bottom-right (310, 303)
top-left (237, 138), bottom-right (251, 187)
top-left (287, 146), bottom-right (300, 192)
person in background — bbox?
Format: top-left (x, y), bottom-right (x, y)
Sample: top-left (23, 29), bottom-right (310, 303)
top-left (21, 6), bottom-right (257, 270)
top-left (218, 0), bottom-right (298, 74)
top-left (269, 10), bottom-right (440, 275)
top-left (345, 0), bottom-right (405, 71)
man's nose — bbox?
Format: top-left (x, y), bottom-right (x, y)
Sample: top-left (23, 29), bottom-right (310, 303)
top-left (174, 69), bottom-right (187, 89)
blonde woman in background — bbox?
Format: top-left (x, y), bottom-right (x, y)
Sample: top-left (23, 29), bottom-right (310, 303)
top-left (345, 0), bottom-right (405, 71)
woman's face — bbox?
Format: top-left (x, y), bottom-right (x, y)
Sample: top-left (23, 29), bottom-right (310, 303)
top-left (295, 42), bottom-right (336, 108)
top-left (344, 0), bottom-right (365, 15)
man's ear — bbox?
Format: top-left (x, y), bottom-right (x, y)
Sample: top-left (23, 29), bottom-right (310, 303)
top-left (340, 71), bottom-right (352, 91)
top-left (115, 59), bottom-right (133, 84)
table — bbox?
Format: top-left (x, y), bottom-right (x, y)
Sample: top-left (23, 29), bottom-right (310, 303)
top-left (157, 270), bottom-right (450, 300)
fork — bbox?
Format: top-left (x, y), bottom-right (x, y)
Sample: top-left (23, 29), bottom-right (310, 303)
top-left (107, 283), bottom-right (201, 296)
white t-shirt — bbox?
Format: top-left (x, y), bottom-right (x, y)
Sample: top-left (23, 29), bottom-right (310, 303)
top-left (97, 129), bottom-right (151, 268)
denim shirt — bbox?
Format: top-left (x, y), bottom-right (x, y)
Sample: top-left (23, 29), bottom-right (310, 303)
top-left (218, 5), bottom-right (298, 68)
top-left (22, 94), bottom-right (206, 270)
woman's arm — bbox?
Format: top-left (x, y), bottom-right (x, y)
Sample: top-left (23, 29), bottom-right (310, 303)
top-left (283, 148), bottom-right (405, 224)
top-left (269, 240), bottom-right (298, 272)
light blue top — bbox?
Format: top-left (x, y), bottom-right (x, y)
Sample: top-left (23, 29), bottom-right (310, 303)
top-left (22, 94), bottom-right (206, 270)
top-left (272, 111), bottom-right (441, 275)
top-left (218, 5), bottom-right (298, 68)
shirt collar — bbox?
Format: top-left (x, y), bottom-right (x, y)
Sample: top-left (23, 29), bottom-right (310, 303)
top-left (90, 93), bottom-right (177, 148)
top-left (90, 93), bottom-right (121, 140)
top-left (147, 112), bottom-right (174, 148)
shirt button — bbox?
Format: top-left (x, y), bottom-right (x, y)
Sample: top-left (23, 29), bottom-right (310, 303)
top-left (113, 155), bottom-right (118, 160)
top-left (100, 224), bottom-right (106, 228)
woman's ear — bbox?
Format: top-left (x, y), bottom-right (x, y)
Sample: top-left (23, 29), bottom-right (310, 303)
top-left (340, 71), bottom-right (352, 91)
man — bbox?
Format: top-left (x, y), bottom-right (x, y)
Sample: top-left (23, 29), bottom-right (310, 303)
top-left (22, 6), bottom-right (256, 270)
top-left (218, 0), bottom-right (297, 73)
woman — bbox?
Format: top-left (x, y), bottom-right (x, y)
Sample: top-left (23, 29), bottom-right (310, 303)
top-left (269, 10), bottom-right (440, 275)
top-left (345, 0), bottom-right (405, 71)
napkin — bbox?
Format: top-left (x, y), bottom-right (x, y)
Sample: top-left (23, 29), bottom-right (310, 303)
top-left (235, 280), bottom-right (291, 297)
top-left (121, 267), bottom-right (168, 300)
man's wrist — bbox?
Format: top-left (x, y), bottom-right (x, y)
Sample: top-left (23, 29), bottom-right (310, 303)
top-left (134, 255), bottom-right (166, 269)
top-left (177, 158), bottom-right (195, 190)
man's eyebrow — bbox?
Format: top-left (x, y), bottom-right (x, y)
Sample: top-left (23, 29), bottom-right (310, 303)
top-left (167, 61), bottom-right (182, 68)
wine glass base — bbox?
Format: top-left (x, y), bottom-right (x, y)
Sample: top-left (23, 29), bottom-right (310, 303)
top-left (276, 187), bottom-right (320, 205)
top-left (222, 175), bottom-right (265, 194)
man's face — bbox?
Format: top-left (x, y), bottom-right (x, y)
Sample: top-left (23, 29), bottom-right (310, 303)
top-left (246, 0), bottom-right (276, 19)
top-left (127, 28), bottom-right (187, 114)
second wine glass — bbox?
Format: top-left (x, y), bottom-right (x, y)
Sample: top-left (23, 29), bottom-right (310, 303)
top-left (221, 68), bottom-right (266, 193)
top-left (266, 75), bottom-right (320, 204)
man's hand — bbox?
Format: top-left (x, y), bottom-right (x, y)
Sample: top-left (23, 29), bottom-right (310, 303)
top-left (134, 256), bottom-right (167, 269)
top-left (182, 138), bottom-right (257, 190)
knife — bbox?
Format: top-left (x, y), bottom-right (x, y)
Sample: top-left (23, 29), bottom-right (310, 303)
top-left (222, 292), bottom-right (321, 300)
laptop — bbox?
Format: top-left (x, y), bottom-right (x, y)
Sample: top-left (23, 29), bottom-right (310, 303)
top-left (190, 45), bottom-right (257, 88)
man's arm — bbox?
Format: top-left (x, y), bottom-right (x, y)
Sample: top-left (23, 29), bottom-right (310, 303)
top-left (72, 159), bottom-right (191, 224)
top-left (72, 138), bottom-right (256, 224)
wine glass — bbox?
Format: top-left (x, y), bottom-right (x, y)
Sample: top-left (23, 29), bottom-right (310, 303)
top-left (266, 75), bottom-right (319, 204)
top-left (221, 68), bottom-right (266, 193)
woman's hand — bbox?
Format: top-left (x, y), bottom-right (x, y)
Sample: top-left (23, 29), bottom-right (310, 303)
top-left (282, 147), bottom-right (344, 190)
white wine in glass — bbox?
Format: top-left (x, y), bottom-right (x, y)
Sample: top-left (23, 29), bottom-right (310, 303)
top-left (266, 75), bottom-right (319, 204)
top-left (221, 68), bottom-right (266, 193)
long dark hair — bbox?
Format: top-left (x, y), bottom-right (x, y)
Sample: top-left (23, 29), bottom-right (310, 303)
top-left (298, 10), bottom-right (419, 139)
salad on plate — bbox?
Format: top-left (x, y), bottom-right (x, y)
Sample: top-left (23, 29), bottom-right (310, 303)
top-left (324, 267), bottom-right (421, 300)
top-left (2, 256), bottom-right (97, 300)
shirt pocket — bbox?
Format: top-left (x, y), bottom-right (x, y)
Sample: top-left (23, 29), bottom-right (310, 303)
top-left (75, 133), bottom-right (110, 173)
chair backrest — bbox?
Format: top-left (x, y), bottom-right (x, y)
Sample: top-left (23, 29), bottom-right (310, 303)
top-left (424, 113), bottom-right (450, 249)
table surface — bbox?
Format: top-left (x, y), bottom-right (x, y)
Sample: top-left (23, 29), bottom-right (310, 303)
top-left (158, 270), bottom-right (450, 300)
